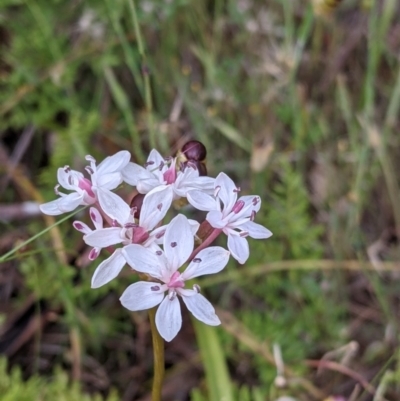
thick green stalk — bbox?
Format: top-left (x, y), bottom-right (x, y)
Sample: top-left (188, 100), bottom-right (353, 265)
top-left (148, 307), bottom-right (164, 401)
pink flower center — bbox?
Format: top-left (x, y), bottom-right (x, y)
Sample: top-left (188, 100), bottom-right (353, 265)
top-left (132, 226), bottom-right (150, 244)
top-left (163, 162), bottom-right (177, 184)
top-left (78, 178), bottom-right (96, 198)
top-left (168, 271), bottom-right (185, 289)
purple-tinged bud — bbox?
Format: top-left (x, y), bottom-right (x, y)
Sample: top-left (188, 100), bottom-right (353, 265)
top-left (130, 193), bottom-right (145, 219)
top-left (181, 140), bottom-right (207, 161)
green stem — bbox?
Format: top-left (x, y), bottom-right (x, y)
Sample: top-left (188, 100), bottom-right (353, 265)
top-left (127, 0), bottom-right (157, 149)
top-left (148, 307), bottom-right (164, 401)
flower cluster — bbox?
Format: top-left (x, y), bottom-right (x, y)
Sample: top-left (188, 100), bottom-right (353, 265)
top-left (40, 142), bottom-right (272, 341)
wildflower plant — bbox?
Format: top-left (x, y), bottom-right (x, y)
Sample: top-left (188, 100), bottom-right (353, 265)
top-left (40, 140), bottom-right (272, 394)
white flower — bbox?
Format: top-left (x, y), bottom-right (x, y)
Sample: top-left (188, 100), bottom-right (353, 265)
top-left (82, 189), bottom-right (200, 288)
top-left (40, 151), bottom-right (131, 215)
top-left (187, 172), bottom-right (272, 264)
top-left (121, 149), bottom-right (214, 207)
top-left (120, 214), bottom-right (230, 342)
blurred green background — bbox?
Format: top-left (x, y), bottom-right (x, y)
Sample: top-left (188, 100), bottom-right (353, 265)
top-left (1, 0), bottom-right (400, 400)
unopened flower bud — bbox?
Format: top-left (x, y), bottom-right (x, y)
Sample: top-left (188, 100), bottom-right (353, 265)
top-left (180, 140), bottom-right (207, 161)
top-left (130, 193), bottom-right (145, 219)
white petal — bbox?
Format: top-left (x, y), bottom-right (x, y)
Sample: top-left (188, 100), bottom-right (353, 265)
top-left (181, 292), bottom-right (220, 326)
top-left (190, 176), bottom-right (215, 193)
top-left (91, 249), bottom-right (126, 288)
top-left (187, 190), bottom-right (218, 212)
top-left (227, 234), bottom-right (249, 264)
top-left (240, 221), bottom-right (272, 239)
top-left (173, 168), bottom-right (199, 197)
top-left (148, 225), bottom-right (167, 245)
top-left (215, 172), bottom-right (237, 212)
top-left (140, 186), bottom-right (173, 230)
top-left (137, 178), bottom-right (162, 194)
top-left (122, 244), bottom-right (164, 279)
top-left (155, 296), bottom-right (182, 342)
top-left (182, 246), bottom-right (230, 280)
top-left (146, 149), bottom-right (165, 174)
top-left (188, 219), bottom-right (200, 236)
top-left (120, 281), bottom-right (165, 311)
top-left (96, 150), bottom-right (131, 174)
top-left (122, 162), bottom-right (154, 186)
top-left (164, 214), bottom-right (193, 270)
top-left (57, 168), bottom-right (83, 190)
top-left (40, 192), bottom-right (84, 215)
top-left (84, 227), bottom-right (123, 247)
top-left (238, 195), bottom-right (261, 214)
top-left (206, 210), bottom-right (226, 229)
top-left (95, 172), bottom-right (123, 190)
top-left (96, 189), bottom-right (130, 224)
top-left (40, 199), bottom-right (65, 216)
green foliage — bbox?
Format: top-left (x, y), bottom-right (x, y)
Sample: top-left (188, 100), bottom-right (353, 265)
top-left (0, 358), bottom-right (118, 401)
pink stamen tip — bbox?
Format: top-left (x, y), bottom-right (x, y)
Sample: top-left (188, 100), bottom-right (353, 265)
top-left (159, 161), bottom-right (165, 171)
top-left (239, 231), bottom-right (249, 238)
top-left (156, 250), bottom-right (162, 256)
top-left (250, 210), bottom-right (256, 221)
top-left (193, 258), bottom-right (202, 263)
top-left (151, 285), bottom-right (160, 291)
top-left (73, 222), bottom-right (84, 231)
top-left (112, 219), bottom-right (118, 227)
top-left (252, 197), bottom-right (260, 206)
top-left (170, 241), bottom-right (177, 248)
top-left (214, 186), bottom-right (221, 197)
top-left (155, 230), bottom-right (165, 239)
top-left (157, 203), bottom-right (162, 211)
top-left (90, 211), bottom-right (97, 222)
top-left (232, 200), bottom-right (245, 214)
top-left (234, 187), bottom-right (241, 193)
top-left (64, 166), bottom-right (71, 173)
top-left (144, 161), bottom-right (154, 167)
top-left (68, 176), bottom-right (73, 186)
top-left (89, 248), bottom-right (100, 260)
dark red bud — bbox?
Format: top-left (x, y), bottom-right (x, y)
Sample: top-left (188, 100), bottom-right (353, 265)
top-left (130, 193), bottom-right (145, 219)
top-left (181, 140), bottom-right (207, 161)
